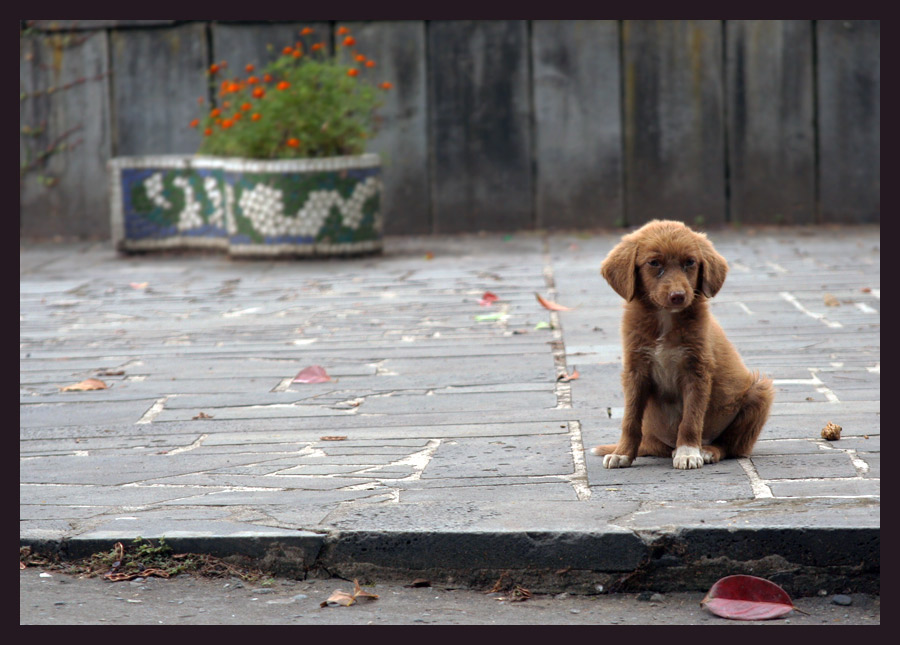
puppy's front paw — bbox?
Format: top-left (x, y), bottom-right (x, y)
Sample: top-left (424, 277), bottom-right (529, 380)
top-left (672, 446), bottom-right (704, 470)
top-left (603, 453), bottom-right (633, 469)
top-left (701, 448), bottom-right (719, 464)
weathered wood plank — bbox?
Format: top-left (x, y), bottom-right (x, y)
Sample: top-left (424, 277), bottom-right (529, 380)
top-left (817, 20), bottom-right (880, 223)
top-left (726, 20), bottom-right (815, 225)
top-left (20, 30), bottom-right (112, 239)
top-left (110, 23), bottom-right (209, 156)
top-left (341, 21), bottom-right (430, 235)
top-left (428, 20), bottom-right (533, 233)
top-left (532, 20), bottom-right (623, 229)
top-left (622, 20), bottom-right (726, 228)
top-left (211, 22), bottom-right (330, 75)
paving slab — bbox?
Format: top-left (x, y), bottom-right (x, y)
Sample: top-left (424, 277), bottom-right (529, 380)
top-left (20, 227), bottom-right (880, 594)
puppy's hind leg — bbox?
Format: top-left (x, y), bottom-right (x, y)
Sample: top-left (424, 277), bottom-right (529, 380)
top-left (591, 435), bottom-right (672, 458)
top-left (709, 375), bottom-right (775, 459)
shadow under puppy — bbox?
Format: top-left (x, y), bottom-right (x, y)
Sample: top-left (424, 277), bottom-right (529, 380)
top-left (591, 220), bottom-right (774, 470)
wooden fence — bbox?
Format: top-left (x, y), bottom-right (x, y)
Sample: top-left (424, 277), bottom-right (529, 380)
top-left (19, 20), bottom-right (880, 239)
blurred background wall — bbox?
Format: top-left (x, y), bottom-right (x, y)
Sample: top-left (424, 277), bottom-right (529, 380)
top-left (19, 20), bottom-right (880, 239)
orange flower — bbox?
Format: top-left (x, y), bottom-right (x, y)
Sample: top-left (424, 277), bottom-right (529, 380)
top-left (355, 54), bottom-right (366, 62)
top-left (286, 138), bottom-right (300, 147)
top-left (221, 119), bottom-right (233, 129)
top-left (204, 127), bottom-right (213, 136)
top-left (263, 74), bottom-right (272, 83)
top-left (347, 68), bottom-right (359, 77)
top-left (283, 45), bottom-right (293, 55)
top-left (365, 60), bottom-right (375, 68)
top-left (209, 63), bottom-right (220, 74)
top-left (251, 113), bottom-right (261, 121)
top-left (222, 101), bottom-right (231, 109)
top-left (292, 49), bottom-right (302, 58)
top-left (380, 81), bottom-right (393, 90)
top-left (189, 118), bottom-right (200, 128)
top-left (210, 108), bottom-right (222, 118)
top-left (277, 81), bottom-right (291, 90)
top-left (343, 36), bottom-right (356, 47)
top-left (228, 82), bottom-right (241, 93)
top-left (247, 76), bottom-right (259, 85)
top-left (232, 112), bottom-right (242, 121)
top-left (245, 63), bottom-right (255, 73)
top-left (301, 27), bottom-right (313, 35)
top-left (241, 102), bottom-right (252, 111)
top-left (252, 87), bottom-right (265, 99)
top-left (337, 26), bottom-right (349, 35)
top-left (311, 43), bottom-right (324, 52)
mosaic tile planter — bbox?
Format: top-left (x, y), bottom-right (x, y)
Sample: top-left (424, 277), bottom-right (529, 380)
top-left (109, 153), bottom-right (383, 257)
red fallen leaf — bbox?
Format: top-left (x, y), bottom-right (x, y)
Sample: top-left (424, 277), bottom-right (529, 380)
top-left (293, 365), bottom-right (331, 384)
top-left (535, 292), bottom-right (573, 311)
top-left (701, 575), bottom-right (796, 621)
top-left (478, 291), bottom-right (499, 306)
top-left (60, 378), bottom-right (108, 392)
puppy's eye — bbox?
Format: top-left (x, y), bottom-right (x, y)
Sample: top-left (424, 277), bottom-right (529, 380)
top-left (648, 259), bottom-right (661, 268)
top-left (684, 259), bottom-right (696, 268)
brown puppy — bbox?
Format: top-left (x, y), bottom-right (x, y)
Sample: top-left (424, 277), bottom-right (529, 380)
top-left (591, 220), bottom-right (774, 469)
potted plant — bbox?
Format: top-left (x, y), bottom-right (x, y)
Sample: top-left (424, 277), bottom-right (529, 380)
top-left (109, 25), bottom-right (392, 257)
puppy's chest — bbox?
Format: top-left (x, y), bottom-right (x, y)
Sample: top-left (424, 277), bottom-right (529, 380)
top-left (645, 340), bottom-right (688, 395)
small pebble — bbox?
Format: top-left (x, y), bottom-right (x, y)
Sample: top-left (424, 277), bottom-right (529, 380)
top-left (54, 601), bottom-right (66, 606)
top-left (650, 593), bottom-right (665, 603)
top-left (292, 594), bottom-right (308, 601)
top-left (832, 594), bottom-right (853, 606)
top-left (637, 591), bottom-right (654, 601)
top-left (818, 589), bottom-right (828, 596)
top-left (570, 609), bottom-right (580, 614)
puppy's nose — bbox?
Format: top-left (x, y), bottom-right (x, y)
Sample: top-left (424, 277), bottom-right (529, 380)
top-left (668, 291), bottom-right (686, 306)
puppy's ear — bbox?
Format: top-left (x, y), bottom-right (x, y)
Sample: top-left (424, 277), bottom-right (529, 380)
top-left (697, 236), bottom-right (728, 298)
top-left (601, 237), bottom-right (639, 301)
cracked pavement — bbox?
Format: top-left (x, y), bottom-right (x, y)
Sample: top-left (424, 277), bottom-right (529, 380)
top-left (20, 228), bottom-right (880, 593)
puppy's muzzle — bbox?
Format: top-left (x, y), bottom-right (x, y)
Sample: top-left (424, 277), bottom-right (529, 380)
top-left (667, 291), bottom-right (687, 307)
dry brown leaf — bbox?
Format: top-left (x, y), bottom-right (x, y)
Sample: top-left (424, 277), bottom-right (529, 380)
top-left (320, 436), bottom-right (347, 441)
top-left (821, 421), bottom-right (842, 441)
top-left (60, 378), bottom-right (108, 392)
top-left (351, 579), bottom-right (379, 601)
top-left (192, 412), bottom-right (213, 420)
top-left (320, 579), bottom-right (379, 608)
top-left (321, 590), bottom-right (357, 607)
top-left (823, 293), bottom-right (840, 307)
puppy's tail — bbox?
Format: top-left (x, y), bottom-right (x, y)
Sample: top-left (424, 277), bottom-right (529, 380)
top-left (590, 444), bottom-right (617, 456)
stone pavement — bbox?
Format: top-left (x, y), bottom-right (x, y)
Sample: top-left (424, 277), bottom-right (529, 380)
top-left (20, 226), bottom-right (880, 594)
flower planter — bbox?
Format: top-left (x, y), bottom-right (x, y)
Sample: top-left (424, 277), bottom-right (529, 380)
top-left (108, 153), bottom-right (383, 257)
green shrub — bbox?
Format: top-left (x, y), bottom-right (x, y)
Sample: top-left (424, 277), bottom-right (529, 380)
top-left (191, 26), bottom-right (392, 159)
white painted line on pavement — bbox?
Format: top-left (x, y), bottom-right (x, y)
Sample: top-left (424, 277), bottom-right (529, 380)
top-left (136, 396), bottom-right (168, 424)
top-left (738, 457), bottom-right (773, 499)
top-left (779, 292), bottom-right (843, 328)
